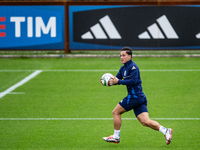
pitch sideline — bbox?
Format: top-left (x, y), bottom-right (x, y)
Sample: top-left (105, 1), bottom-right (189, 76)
top-left (0, 69), bottom-right (200, 72)
top-left (0, 70), bottom-right (42, 99)
top-left (0, 118), bottom-right (199, 121)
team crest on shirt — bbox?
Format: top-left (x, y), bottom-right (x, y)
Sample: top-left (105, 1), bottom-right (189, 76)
top-left (124, 70), bottom-right (126, 76)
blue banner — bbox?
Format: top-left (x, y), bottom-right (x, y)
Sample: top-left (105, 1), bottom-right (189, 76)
top-left (0, 6), bottom-right (65, 49)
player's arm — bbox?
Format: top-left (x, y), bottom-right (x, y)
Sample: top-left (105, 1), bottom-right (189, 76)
top-left (113, 68), bottom-right (138, 85)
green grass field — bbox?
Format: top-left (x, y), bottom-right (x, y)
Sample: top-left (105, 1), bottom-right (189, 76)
top-left (0, 57), bottom-right (200, 149)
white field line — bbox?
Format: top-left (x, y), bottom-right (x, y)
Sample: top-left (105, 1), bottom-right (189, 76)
top-left (0, 69), bottom-right (200, 72)
top-left (0, 70), bottom-right (42, 99)
top-left (0, 118), bottom-right (199, 121)
top-left (8, 92), bottom-right (25, 94)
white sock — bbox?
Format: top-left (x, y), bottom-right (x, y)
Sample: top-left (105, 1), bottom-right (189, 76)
top-left (159, 126), bottom-right (167, 135)
top-left (113, 129), bottom-right (120, 139)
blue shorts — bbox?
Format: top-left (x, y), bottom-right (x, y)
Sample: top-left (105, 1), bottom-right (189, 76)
top-left (119, 96), bottom-right (148, 117)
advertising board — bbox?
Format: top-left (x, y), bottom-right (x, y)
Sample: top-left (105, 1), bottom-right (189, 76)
top-left (0, 6), bottom-right (65, 49)
top-left (69, 5), bottom-right (200, 50)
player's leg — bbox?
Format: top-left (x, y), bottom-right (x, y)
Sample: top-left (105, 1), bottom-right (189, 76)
top-left (112, 103), bottom-right (126, 130)
top-left (133, 98), bottom-right (160, 130)
top-left (134, 97), bottom-right (173, 145)
top-left (137, 112), bottom-right (173, 145)
top-left (137, 112), bottom-right (161, 130)
top-left (103, 103), bottom-right (126, 143)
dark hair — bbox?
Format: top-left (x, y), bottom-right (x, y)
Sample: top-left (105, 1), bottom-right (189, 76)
top-left (121, 47), bottom-right (132, 57)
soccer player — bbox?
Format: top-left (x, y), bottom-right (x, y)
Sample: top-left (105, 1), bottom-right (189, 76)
top-left (102, 47), bottom-right (173, 145)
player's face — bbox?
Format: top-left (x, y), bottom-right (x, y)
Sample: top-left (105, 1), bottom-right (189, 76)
top-left (120, 51), bottom-right (131, 64)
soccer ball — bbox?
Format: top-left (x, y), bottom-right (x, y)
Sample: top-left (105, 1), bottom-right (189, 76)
top-left (101, 73), bottom-right (113, 86)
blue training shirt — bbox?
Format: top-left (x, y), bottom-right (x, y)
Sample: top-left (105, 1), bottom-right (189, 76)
top-left (116, 60), bottom-right (146, 99)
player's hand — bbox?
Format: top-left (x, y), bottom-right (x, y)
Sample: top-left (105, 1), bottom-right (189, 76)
top-left (100, 78), bottom-right (104, 86)
top-left (110, 75), bottom-right (119, 85)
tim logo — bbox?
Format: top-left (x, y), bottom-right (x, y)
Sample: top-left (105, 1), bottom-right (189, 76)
top-left (0, 6), bottom-right (64, 49)
top-left (10, 17), bottom-right (56, 38)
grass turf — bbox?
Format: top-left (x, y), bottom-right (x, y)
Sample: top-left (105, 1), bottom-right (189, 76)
top-left (0, 57), bottom-right (199, 149)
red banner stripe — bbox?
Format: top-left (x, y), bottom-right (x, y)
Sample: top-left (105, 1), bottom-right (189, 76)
top-left (0, 32), bottom-right (6, 37)
top-left (0, 17), bottom-right (6, 22)
top-left (0, 25), bottom-right (6, 29)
